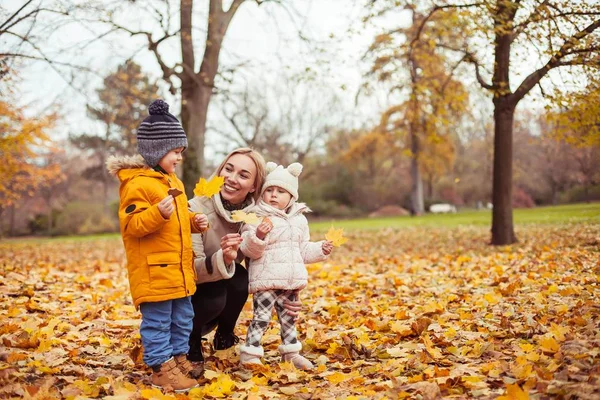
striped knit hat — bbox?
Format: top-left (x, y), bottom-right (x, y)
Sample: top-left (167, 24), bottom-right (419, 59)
top-left (137, 99), bottom-right (187, 167)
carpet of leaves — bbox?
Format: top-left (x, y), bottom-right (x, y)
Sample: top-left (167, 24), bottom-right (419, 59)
top-left (1, 223), bottom-right (599, 399)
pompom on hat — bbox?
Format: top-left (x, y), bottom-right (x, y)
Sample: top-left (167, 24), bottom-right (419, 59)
top-left (261, 162), bottom-right (303, 200)
top-left (136, 99), bottom-right (188, 167)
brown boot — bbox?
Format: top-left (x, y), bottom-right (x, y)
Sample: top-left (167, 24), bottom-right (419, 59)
top-left (151, 357), bottom-right (198, 393)
top-left (174, 354), bottom-right (204, 379)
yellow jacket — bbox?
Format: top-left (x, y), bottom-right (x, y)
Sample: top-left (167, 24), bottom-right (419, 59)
top-left (107, 155), bottom-right (201, 308)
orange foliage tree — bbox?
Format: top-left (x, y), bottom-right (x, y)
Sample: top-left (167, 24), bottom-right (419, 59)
top-left (0, 101), bottom-right (63, 233)
top-left (366, 4), bottom-right (469, 214)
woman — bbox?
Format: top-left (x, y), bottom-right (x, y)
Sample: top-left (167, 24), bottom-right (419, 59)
top-left (187, 148), bottom-right (300, 369)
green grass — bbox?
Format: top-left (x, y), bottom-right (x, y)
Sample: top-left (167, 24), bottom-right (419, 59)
top-left (0, 232), bottom-right (120, 244)
top-left (2, 203), bottom-right (598, 243)
top-left (309, 202), bottom-right (600, 232)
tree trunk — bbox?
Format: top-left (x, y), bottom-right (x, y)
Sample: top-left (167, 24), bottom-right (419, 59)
top-left (181, 87), bottom-right (208, 196)
top-left (410, 130), bottom-right (424, 215)
top-left (9, 205), bottom-right (15, 236)
top-left (490, 1), bottom-right (519, 245)
top-left (427, 175), bottom-right (434, 200)
top-left (47, 202), bottom-right (53, 235)
top-left (491, 100), bottom-right (517, 245)
top-left (179, 0), bottom-right (242, 195)
top-left (102, 124), bottom-right (110, 214)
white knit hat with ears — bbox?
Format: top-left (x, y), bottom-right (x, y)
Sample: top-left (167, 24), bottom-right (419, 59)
top-left (261, 162), bottom-right (303, 200)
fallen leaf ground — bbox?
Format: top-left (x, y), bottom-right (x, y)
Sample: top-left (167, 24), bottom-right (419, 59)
top-left (1, 223), bottom-right (599, 399)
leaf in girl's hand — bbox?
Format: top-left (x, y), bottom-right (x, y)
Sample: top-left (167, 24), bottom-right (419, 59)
top-left (194, 176), bottom-right (225, 198)
top-left (326, 226), bottom-right (348, 247)
top-left (231, 210), bottom-right (261, 225)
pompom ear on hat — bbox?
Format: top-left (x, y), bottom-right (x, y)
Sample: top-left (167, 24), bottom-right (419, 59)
top-left (136, 99), bottom-right (188, 167)
top-left (266, 161), bottom-right (278, 173)
top-left (260, 161), bottom-right (304, 201)
top-left (286, 163), bottom-right (303, 177)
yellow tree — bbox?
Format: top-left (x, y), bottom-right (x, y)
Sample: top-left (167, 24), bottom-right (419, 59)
top-left (547, 80), bottom-right (600, 147)
top-left (340, 129), bottom-right (408, 210)
top-left (366, 4), bottom-right (469, 214)
top-left (406, 0), bottom-right (600, 244)
top-left (0, 101), bottom-right (63, 234)
top-left (545, 82), bottom-right (600, 201)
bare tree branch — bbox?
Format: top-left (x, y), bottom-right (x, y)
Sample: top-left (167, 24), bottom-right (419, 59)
top-left (0, 52), bottom-right (95, 72)
top-left (409, 2), bottom-right (484, 49)
top-left (0, 0), bottom-right (35, 32)
top-left (513, 18), bottom-right (600, 102)
top-left (436, 43), bottom-right (494, 90)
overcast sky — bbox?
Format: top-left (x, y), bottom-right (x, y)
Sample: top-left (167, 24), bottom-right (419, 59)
top-left (10, 0), bottom-right (393, 159)
top-left (7, 0), bottom-right (582, 163)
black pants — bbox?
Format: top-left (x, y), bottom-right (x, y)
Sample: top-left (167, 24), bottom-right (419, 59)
top-left (190, 263), bottom-right (248, 338)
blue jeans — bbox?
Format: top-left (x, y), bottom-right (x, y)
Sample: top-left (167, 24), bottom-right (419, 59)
top-left (139, 296), bottom-right (194, 368)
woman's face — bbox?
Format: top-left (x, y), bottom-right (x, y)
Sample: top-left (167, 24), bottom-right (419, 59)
top-left (219, 153), bottom-right (257, 205)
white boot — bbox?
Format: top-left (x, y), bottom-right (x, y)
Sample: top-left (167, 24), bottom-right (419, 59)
top-left (239, 345), bottom-right (264, 366)
top-left (279, 342), bottom-right (314, 370)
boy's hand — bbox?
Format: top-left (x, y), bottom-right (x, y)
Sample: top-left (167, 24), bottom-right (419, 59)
top-left (256, 217), bottom-right (273, 240)
top-left (193, 213), bottom-right (209, 231)
top-left (322, 240), bottom-right (334, 255)
top-left (158, 195), bottom-right (174, 219)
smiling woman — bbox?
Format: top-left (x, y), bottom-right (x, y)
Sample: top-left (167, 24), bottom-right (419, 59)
top-left (186, 148), bottom-right (267, 369)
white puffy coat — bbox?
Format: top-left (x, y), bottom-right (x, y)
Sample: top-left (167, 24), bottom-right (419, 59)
top-left (240, 201), bottom-right (327, 294)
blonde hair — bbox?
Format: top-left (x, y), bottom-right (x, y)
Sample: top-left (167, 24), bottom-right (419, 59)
top-left (215, 148), bottom-right (266, 201)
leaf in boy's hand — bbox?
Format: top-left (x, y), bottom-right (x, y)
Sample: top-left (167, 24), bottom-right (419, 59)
top-left (167, 188), bottom-right (183, 198)
top-left (326, 226), bottom-right (348, 247)
top-left (231, 210), bottom-right (261, 225)
top-left (194, 176), bottom-right (225, 198)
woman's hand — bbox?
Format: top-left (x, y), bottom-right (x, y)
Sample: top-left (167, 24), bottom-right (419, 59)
top-left (282, 298), bottom-right (302, 320)
top-left (256, 217), bottom-right (273, 240)
top-left (221, 233), bottom-right (242, 265)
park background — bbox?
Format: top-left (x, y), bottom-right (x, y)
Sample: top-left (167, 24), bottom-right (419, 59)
top-left (1, 1), bottom-right (599, 399)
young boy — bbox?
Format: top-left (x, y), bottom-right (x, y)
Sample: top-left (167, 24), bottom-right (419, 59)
top-left (107, 99), bottom-right (207, 392)
top-left (238, 162), bottom-right (334, 369)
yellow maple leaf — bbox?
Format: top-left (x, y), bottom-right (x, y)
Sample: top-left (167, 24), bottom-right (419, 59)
top-left (37, 339), bottom-right (53, 352)
top-left (327, 372), bottom-right (347, 384)
top-left (389, 321), bottom-right (413, 337)
top-left (202, 374), bottom-right (236, 397)
top-left (512, 359), bottom-right (534, 380)
top-left (251, 375), bottom-right (268, 386)
top-left (484, 292), bottom-right (501, 305)
top-left (140, 388), bottom-right (175, 400)
top-left (193, 176), bottom-right (224, 198)
top-left (98, 335), bottom-right (112, 347)
top-left (231, 210), bottom-right (261, 225)
top-left (444, 327), bottom-right (457, 339)
top-left (325, 226), bottom-right (348, 247)
top-left (497, 383), bottom-right (529, 400)
top-left (549, 323), bottom-right (569, 342)
top-left (422, 334), bottom-right (443, 359)
top-left (539, 335), bottom-right (560, 353)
